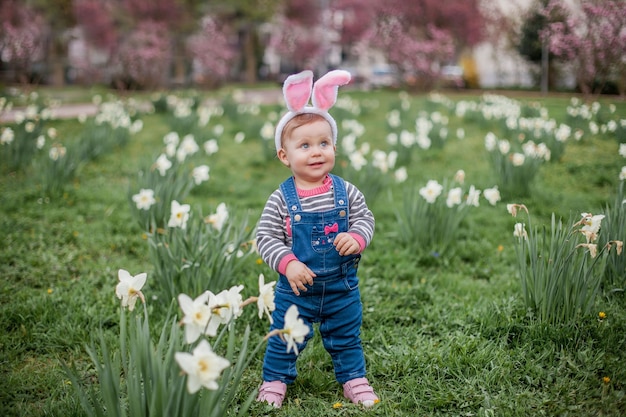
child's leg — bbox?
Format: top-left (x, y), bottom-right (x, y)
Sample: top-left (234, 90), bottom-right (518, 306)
top-left (318, 281), bottom-right (366, 383)
top-left (261, 293), bottom-right (314, 384)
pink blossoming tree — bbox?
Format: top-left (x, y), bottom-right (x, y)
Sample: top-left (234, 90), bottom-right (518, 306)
top-left (186, 16), bottom-right (237, 87)
top-left (541, 0), bottom-right (626, 95)
top-left (0, 1), bottom-right (47, 84)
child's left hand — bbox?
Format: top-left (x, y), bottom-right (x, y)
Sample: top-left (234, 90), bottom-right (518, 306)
top-left (333, 233), bottom-right (360, 256)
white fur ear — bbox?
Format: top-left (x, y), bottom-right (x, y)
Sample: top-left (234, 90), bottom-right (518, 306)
top-left (311, 70), bottom-right (351, 111)
top-left (283, 70), bottom-right (314, 112)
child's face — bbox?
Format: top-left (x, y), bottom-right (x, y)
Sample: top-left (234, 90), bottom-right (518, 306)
top-left (278, 119), bottom-right (335, 188)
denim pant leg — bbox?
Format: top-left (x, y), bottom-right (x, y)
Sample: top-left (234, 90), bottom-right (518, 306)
top-left (319, 277), bottom-right (366, 384)
top-left (262, 284), bottom-right (316, 384)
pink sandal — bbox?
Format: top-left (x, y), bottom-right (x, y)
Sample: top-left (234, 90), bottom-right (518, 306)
top-left (257, 381), bottom-right (287, 408)
top-left (343, 377), bottom-right (379, 407)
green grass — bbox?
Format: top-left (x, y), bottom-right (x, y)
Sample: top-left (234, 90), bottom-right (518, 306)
top-left (1, 87), bottom-right (625, 416)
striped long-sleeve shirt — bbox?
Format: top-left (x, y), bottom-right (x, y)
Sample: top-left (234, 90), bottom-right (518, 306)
top-left (256, 175), bottom-right (375, 275)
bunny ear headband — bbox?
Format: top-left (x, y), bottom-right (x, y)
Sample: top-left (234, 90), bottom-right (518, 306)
top-left (274, 69), bottom-right (352, 152)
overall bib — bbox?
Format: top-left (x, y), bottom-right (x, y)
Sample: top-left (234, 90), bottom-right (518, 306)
top-left (262, 175), bottom-right (366, 384)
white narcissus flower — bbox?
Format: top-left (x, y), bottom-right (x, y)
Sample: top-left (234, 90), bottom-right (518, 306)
top-left (206, 202), bottom-right (228, 232)
top-left (446, 187), bottom-right (462, 208)
top-left (192, 165), bottom-right (210, 185)
top-left (483, 187), bottom-right (501, 206)
top-left (168, 200), bottom-right (190, 229)
top-left (132, 188), bottom-right (156, 210)
top-left (620, 166), bottom-right (626, 181)
top-left (257, 274), bottom-right (276, 323)
top-left (498, 139), bottom-right (510, 155)
top-left (394, 167), bottom-right (408, 183)
top-left (282, 305), bottom-right (310, 355)
top-left (260, 122), bottom-right (274, 140)
top-left (466, 185), bottom-right (481, 207)
top-left (1, 127), bottom-right (14, 144)
top-left (154, 153), bottom-right (172, 176)
top-left (209, 285), bottom-right (244, 328)
top-left (511, 152), bottom-right (525, 166)
top-left (175, 339), bottom-right (230, 393)
top-left (576, 243), bottom-right (598, 258)
top-left (513, 223), bottom-right (527, 240)
top-left (454, 169), bottom-right (465, 184)
top-left (578, 213), bottom-right (605, 243)
top-left (204, 139), bottom-right (219, 155)
top-left (178, 291), bottom-right (212, 343)
top-left (115, 269), bottom-right (147, 311)
top-left (419, 180), bottom-right (443, 204)
top-left (619, 144), bottom-right (626, 158)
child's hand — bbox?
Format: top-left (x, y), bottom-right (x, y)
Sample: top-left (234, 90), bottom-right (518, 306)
top-left (285, 260), bottom-right (316, 296)
top-left (333, 232), bottom-right (360, 256)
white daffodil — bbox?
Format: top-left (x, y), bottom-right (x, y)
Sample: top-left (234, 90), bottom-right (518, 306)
top-left (115, 269), bottom-right (147, 311)
top-left (483, 187), bottom-right (501, 206)
top-left (454, 169), bottom-right (465, 184)
top-left (419, 180), bottom-right (443, 204)
top-left (282, 305), bottom-right (310, 355)
top-left (576, 243), bottom-right (598, 258)
top-left (466, 185), bottom-right (481, 207)
top-left (257, 274), bottom-right (276, 323)
top-left (168, 200), bottom-right (190, 229)
top-left (163, 131), bottom-right (180, 146)
top-left (175, 339), bottom-right (230, 393)
top-left (620, 166), bottom-right (626, 181)
top-left (511, 152), bottom-right (525, 166)
top-left (394, 167), bottom-right (408, 183)
top-left (1, 127), bottom-right (14, 145)
top-left (619, 144), bottom-right (626, 158)
top-left (49, 145), bottom-right (66, 161)
top-left (204, 139), bottom-right (219, 155)
top-left (513, 223), bottom-right (528, 240)
top-left (132, 188), bottom-right (156, 210)
top-left (446, 187), bottom-right (463, 208)
top-left (178, 291), bottom-right (212, 344)
top-left (154, 153), bottom-right (172, 176)
top-left (578, 213), bottom-right (605, 243)
top-left (192, 165), bottom-right (210, 185)
top-left (209, 285), bottom-right (244, 326)
top-left (206, 202), bottom-right (228, 232)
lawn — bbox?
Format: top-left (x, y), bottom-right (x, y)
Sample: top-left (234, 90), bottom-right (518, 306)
top-left (1, 86), bottom-right (625, 417)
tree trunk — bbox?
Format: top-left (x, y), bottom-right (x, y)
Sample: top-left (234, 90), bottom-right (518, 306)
top-left (47, 31), bottom-right (65, 86)
top-left (242, 24), bottom-right (257, 84)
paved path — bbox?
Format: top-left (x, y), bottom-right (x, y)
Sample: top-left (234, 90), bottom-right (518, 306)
top-left (1, 89), bottom-right (282, 123)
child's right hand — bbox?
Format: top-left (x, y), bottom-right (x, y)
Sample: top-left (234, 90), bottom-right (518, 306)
top-left (285, 260), bottom-right (316, 296)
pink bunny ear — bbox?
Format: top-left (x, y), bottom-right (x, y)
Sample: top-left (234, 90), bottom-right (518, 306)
top-left (283, 70), bottom-right (314, 112)
top-left (311, 70), bottom-right (351, 111)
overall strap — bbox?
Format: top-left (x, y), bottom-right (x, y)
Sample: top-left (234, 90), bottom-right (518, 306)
top-left (279, 176), bottom-right (301, 216)
top-left (329, 174), bottom-right (349, 214)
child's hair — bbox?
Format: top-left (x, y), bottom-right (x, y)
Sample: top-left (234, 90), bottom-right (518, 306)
top-left (279, 113), bottom-right (330, 149)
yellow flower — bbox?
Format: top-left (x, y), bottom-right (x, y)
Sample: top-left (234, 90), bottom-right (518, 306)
top-left (333, 402), bottom-right (343, 409)
top-left (47, 288), bottom-right (53, 294)
top-left (603, 376), bottom-right (611, 384)
top-left (598, 311), bottom-right (607, 320)
top-left (256, 258), bottom-right (263, 265)
top-left (497, 245), bottom-right (504, 252)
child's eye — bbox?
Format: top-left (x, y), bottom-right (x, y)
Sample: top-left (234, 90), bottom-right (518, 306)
top-left (321, 141), bottom-right (329, 147)
top-left (301, 143), bottom-right (309, 149)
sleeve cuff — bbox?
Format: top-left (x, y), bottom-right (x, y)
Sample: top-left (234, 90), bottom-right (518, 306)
top-left (277, 254), bottom-right (298, 275)
top-left (348, 232), bottom-right (367, 253)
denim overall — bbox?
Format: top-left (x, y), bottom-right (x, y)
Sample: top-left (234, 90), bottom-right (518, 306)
top-left (262, 174), bottom-right (366, 385)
